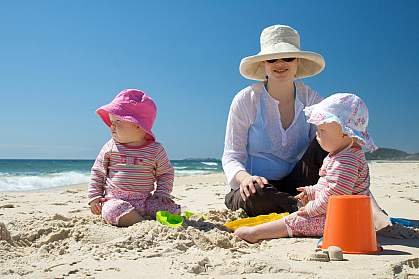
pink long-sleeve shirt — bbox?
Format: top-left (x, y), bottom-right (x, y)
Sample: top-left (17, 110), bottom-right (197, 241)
top-left (88, 139), bottom-right (174, 204)
top-left (304, 146), bottom-right (370, 217)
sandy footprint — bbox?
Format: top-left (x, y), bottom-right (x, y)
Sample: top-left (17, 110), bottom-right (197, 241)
top-left (68, 209), bottom-right (82, 213)
top-left (37, 229), bottom-right (71, 246)
top-left (0, 204), bottom-right (15, 208)
top-left (0, 222), bottom-right (12, 243)
top-left (377, 223), bottom-right (419, 239)
top-left (391, 257), bottom-right (419, 279)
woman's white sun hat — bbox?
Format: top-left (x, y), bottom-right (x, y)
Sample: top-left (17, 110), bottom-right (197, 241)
top-left (239, 25), bottom-right (325, 81)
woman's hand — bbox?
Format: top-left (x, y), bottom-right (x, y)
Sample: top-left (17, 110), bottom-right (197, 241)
top-left (295, 187), bottom-right (308, 206)
top-left (236, 171), bottom-right (268, 201)
top-left (89, 198), bottom-right (103, 215)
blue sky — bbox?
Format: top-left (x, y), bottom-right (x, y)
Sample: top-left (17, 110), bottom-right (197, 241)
top-left (1, 0), bottom-right (418, 159)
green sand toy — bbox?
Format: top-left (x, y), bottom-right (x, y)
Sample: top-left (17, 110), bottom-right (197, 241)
top-left (182, 210), bottom-right (194, 219)
top-left (156, 211), bottom-right (183, 228)
top-left (182, 210), bottom-right (208, 220)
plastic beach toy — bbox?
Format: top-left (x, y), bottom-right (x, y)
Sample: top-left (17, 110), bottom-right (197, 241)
top-left (321, 195), bottom-right (381, 254)
top-left (390, 217), bottom-right (418, 228)
top-left (182, 210), bottom-right (195, 219)
top-left (224, 212), bottom-right (289, 230)
top-left (156, 211), bottom-right (183, 228)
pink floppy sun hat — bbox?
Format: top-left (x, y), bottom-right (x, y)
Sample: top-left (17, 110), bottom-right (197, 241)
top-left (96, 89), bottom-right (157, 141)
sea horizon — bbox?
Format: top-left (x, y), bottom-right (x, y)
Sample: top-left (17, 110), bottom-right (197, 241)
top-left (1, 155), bottom-right (418, 192)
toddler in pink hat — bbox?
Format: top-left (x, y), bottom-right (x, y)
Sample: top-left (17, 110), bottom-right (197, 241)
top-left (88, 89), bottom-right (180, 227)
top-left (234, 93), bottom-right (387, 243)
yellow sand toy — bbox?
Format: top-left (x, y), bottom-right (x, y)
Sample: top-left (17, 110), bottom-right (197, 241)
top-left (224, 212), bottom-right (289, 230)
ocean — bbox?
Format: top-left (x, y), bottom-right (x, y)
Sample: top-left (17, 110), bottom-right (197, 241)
top-left (0, 159), bottom-right (223, 192)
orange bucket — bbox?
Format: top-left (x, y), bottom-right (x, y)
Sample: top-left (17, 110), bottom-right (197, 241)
top-left (321, 195), bottom-right (380, 254)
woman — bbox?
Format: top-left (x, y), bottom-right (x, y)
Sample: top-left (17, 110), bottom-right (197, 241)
top-left (222, 25), bottom-right (328, 216)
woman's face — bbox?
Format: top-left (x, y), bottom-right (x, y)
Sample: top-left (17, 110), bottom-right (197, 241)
top-left (264, 58), bottom-right (298, 82)
top-left (109, 114), bottom-right (146, 144)
top-left (316, 122), bottom-right (352, 154)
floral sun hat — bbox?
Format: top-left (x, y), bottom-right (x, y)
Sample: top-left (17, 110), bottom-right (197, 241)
top-left (96, 89), bottom-right (157, 140)
top-left (304, 93), bottom-right (377, 152)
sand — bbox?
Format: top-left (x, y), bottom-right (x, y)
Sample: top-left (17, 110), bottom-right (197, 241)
top-left (0, 161), bottom-right (418, 279)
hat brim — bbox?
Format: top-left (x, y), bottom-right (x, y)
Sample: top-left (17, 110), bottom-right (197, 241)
top-left (96, 105), bottom-right (155, 141)
top-left (240, 51), bottom-right (325, 81)
top-left (304, 106), bottom-right (377, 152)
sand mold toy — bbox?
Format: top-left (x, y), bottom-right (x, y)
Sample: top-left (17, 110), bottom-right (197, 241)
top-left (390, 217), bottom-right (419, 228)
top-left (321, 195), bottom-right (381, 254)
top-left (156, 211), bottom-right (183, 228)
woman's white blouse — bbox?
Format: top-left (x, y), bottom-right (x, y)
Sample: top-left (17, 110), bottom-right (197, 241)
top-left (222, 82), bottom-right (323, 190)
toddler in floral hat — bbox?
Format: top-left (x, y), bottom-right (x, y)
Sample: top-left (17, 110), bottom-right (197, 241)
top-left (234, 93), bottom-right (383, 243)
top-left (88, 89), bottom-right (180, 227)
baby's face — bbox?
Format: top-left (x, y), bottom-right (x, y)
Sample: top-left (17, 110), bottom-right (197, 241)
top-left (316, 122), bottom-right (352, 154)
top-left (109, 115), bottom-right (146, 145)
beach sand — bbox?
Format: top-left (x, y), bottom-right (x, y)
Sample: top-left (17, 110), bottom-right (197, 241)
top-left (0, 162), bottom-right (418, 278)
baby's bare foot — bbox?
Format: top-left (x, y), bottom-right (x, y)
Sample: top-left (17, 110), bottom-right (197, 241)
top-left (0, 222), bottom-right (12, 243)
top-left (234, 226), bottom-right (259, 243)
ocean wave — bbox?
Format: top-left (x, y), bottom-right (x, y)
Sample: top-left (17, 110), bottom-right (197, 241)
top-left (174, 170), bottom-right (217, 176)
top-left (173, 166), bottom-right (188, 170)
top-left (0, 171), bottom-right (90, 192)
top-left (201, 162), bottom-right (218, 166)
top-left (0, 169), bottom-right (223, 191)
top-left (174, 167), bottom-right (218, 171)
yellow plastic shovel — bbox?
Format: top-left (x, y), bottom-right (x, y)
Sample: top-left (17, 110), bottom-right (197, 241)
top-left (224, 212), bottom-right (289, 230)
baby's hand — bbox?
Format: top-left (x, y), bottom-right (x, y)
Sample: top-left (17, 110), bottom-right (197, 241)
top-left (89, 198), bottom-right (103, 215)
top-left (152, 192), bottom-right (174, 205)
top-left (295, 187), bottom-right (308, 206)
top-left (296, 206), bottom-right (308, 217)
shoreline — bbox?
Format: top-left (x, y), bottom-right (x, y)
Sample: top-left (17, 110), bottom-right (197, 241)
top-left (0, 171), bottom-right (225, 193)
top-left (2, 160), bottom-right (419, 194)
top-left (26, 173), bottom-right (226, 193)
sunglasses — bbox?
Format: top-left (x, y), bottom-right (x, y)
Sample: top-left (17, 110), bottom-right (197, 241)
top-left (266, 58), bottom-right (296, 63)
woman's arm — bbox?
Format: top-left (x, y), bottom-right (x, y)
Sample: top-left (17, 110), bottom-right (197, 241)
top-left (222, 90), bottom-right (255, 189)
top-left (303, 84), bottom-right (323, 140)
top-left (222, 88), bottom-right (269, 200)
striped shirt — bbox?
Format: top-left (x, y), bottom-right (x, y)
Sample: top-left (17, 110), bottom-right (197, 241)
top-left (88, 139), bottom-right (174, 203)
top-left (304, 146), bottom-right (370, 217)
